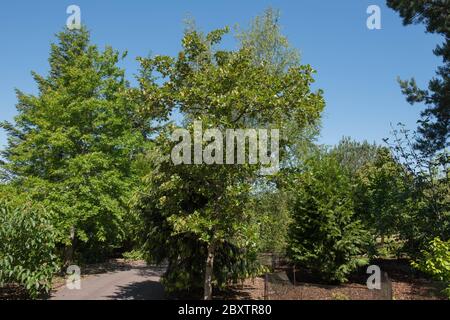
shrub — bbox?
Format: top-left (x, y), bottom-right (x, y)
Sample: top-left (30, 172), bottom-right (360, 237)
top-left (122, 249), bottom-right (145, 261)
top-left (0, 200), bottom-right (60, 298)
top-left (412, 237), bottom-right (450, 298)
top-left (287, 154), bottom-right (369, 283)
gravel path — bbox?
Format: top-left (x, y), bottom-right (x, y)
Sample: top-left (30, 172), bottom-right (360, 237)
top-left (51, 262), bottom-right (166, 300)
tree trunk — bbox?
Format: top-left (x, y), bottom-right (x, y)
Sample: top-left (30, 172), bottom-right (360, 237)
top-left (203, 242), bottom-right (216, 300)
top-left (65, 226), bottom-right (76, 266)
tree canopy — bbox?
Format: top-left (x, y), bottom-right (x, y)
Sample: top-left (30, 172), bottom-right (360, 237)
top-left (0, 28), bottom-right (151, 262)
top-left (387, 0), bottom-right (449, 157)
top-left (132, 22), bottom-right (325, 299)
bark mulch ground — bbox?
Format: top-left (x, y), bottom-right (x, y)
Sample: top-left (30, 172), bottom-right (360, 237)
top-left (223, 259), bottom-right (448, 300)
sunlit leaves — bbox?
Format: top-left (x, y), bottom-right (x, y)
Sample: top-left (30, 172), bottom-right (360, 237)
top-left (0, 200), bottom-right (59, 298)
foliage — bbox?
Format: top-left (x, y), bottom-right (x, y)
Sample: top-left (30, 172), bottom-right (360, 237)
top-left (330, 137), bottom-right (382, 179)
top-left (237, 7), bottom-right (321, 167)
top-left (0, 199), bottom-right (60, 298)
top-left (332, 292), bottom-right (350, 300)
top-left (236, 7), bottom-right (300, 75)
top-left (354, 148), bottom-right (413, 254)
top-left (387, 0), bottom-right (449, 157)
top-left (329, 138), bottom-right (409, 257)
top-left (287, 154), bottom-right (369, 283)
top-left (0, 27), bottom-right (151, 262)
top-left (385, 125), bottom-right (449, 255)
top-left (412, 237), bottom-right (450, 298)
top-left (248, 190), bottom-right (291, 254)
top-left (236, 8), bottom-right (320, 257)
top-left (412, 237), bottom-right (450, 282)
top-left (132, 140), bottom-right (264, 295)
top-left (122, 249), bottom-right (145, 261)
top-left (4, 7), bottom-right (445, 299)
top-left (133, 21), bottom-right (324, 298)
top-left (386, 0), bottom-right (450, 256)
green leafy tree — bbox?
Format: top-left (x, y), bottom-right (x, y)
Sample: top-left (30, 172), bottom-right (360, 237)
top-left (387, 0), bottom-right (450, 255)
top-left (133, 25), bottom-right (324, 299)
top-left (386, 125), bottom-right (449, 254)
top-left (0, 199), bottom-right (59, 298)
top-left (236, 8), bottom-right (321, 256)
top-left (288, 153), bottom-right (369, 283)
top-left (0, 28), bottom-right (150, 262)
top-left (237, 7), bottom-right (300, 75)
top-left (354, 148), bottom-right (413, 253)
top-left (237, 8), bottom-right (320, 161)
top-left (330, 137), bottom-right (382, 179)
top-left (387, 0), bottom-right (449, 158)
top-left (133, 137), bottom-right (263, 297)
top-left (249, 190), bottom-right (291, 254)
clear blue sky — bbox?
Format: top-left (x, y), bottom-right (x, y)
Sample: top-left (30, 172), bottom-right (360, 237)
top-left (0, 0), bottom-right (442, 150)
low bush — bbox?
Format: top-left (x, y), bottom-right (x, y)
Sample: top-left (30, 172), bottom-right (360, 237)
top-left (0, 200), bottom-right (60, 298)
top-left (412, 237), bottom-right (450, 298)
